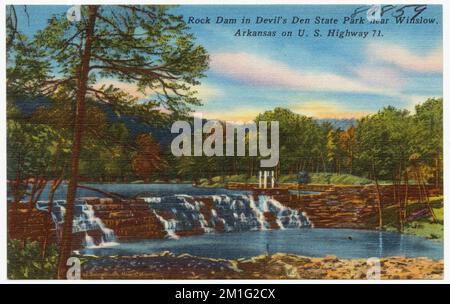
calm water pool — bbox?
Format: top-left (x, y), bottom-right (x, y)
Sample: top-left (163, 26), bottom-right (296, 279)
top-left (79, 228), bottom-right (443, 260)
top-left (12, 183), bottom-right (442, 260)
top-left (12, 183), bottom-right (251, 201)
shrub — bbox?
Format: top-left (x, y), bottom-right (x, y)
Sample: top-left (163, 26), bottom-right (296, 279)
top-left (8, 239), bottom-right (58, 279)
top-left (278, 174), bottom-right (297, 183)
top-left (310, 173), bottom-right (372, 185)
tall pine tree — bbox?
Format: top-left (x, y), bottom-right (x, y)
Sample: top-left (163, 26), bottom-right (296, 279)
top-left (16, 5), bottom-right (208, 278)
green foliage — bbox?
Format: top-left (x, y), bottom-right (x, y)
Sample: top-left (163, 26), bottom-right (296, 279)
top-left (197, 173), bottom-right (371, 187)
top-left (8, 240), bottom-right (58, 279)
top-left (256, 108), bottom-right (321, 174)
top-left (25, 5), bottom-right (209, 121)
top-left (311, 173), bottom-right (372, 185)
top-left (356, 106), bottom-right (412, 181)
top-left (186, 100), bottom-right (442, 185)
top-left (277, 174), bottom-right (297, 183)
top-left (403, 221), bottom-right (443, 240)
top-left (7, 118), bottom-right (63, 180)
top-left (277, 173), bottom-right (372, 185)
top-left (7, 5), bottom-right (210, 185)
top-left (7, 102), bottom-right (70, 202)
top-left (78, 122), bottom-right (135, 181)
top-left (413, 98), bottom-right (443, 185)
top-left (5, 5), bottom-right (443, 188)
top-left (197, 174), bottom-right (250, 188)
top-left (414, 98), bottom-right (443, 156)
top-left (383, 196), bottom-right (443, 240)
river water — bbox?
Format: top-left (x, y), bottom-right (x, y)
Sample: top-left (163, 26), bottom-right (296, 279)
top-left (79, 228), bottom-right (443, 260)
top-left (12, 183), bottom-right (443, 260)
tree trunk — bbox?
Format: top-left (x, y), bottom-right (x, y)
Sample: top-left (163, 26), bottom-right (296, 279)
top-left (28, 178), bottom-right (37, 206)
top-left (349, 150), bottom-right (353, 174)
top-left (320, 152), bottom-right (326, 172)
top-left (435, 151), bottom-right (440, 189)
top-left (41, 177), bottom-right (63, 260)
top-left (371, 160), bottom-right (383, 229)
top-left (392, 177), bottom-right (398, 231)
top-left (418, 169), bottom-right (437, 222)
top-left (12, 162), bottom-right (23, 206)
top-left (374, 178), bottom-right (383, 229)
top-left (23, 177), bottom-right (46, 246)
top-left (403, 170), bottom-right (409, 222)
top-left (394, 169), bottom-right (403, 233)
top-left (414, 171), bottom-right (423, 204)
top-left (57, 5), bottom-right (98, 280)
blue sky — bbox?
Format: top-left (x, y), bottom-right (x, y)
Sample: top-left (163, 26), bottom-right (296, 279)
top-left (14, 5), bottom-right (443, 121)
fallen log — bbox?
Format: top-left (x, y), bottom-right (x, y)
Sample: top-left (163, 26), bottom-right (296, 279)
top-left (77, 184), bottom-right (127, 200)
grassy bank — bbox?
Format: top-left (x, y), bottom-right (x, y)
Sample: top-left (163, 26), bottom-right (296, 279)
top-left (196, 173), bottom-right (374, 188)
top-left (278, 173), bottom-right (373, 185)
top-left (381, 196), bottom-right (444, 240)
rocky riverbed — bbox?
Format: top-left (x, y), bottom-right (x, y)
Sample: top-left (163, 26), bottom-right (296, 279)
top-left (80, 252), bottom-right (443, 280)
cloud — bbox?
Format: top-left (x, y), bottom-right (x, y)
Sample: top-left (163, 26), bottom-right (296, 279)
top-left (353, 66), bottom-right (405, 92)
top-left (94, 79), bottom-right (221, 102)
top-left (199, 108), bottom-right (260, 122)
top-left (291, 100), bottom-right (371, 119)
top-left (195, 84), bottom-right (223, 101)
top-left (401, 95), bottom-right (442, 113)
top-left (94, 79), bottom-right (148, 99)
top-left (199, 99), bottom-right (372, 121)
top-left (367, 42), bottom-right (442, 73)
top-left (210, 52), bottom-right (389, 95)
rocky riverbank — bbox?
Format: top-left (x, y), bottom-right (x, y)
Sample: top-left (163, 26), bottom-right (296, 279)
top-left (228, 183), bottom-right (443, 231)
top-left (80, 252), bottom-right (443, 280)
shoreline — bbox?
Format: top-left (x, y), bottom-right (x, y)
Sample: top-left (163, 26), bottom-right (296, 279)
top-left (80, 251), bottom-right (444, 280)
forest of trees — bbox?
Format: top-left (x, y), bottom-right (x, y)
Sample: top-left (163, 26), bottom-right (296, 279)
top-left (8, 99), bottom-right (443, 187)
top-left (172, 101), bottom-right (442, 187)
top-left (6, 4), bottom-right (209, 278)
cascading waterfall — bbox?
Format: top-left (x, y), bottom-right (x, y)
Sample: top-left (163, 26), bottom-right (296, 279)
top-left (142, 197), bottom-right (162, 203)
top-left (248, 195), bottom-right (269, 230)
top-left (257, 195), bottom-right (310, 229)
top-left (83, 232), bottom-right (95, 248)
top-left (153, 210), bottom-right (179, 239)
top-left (77, 204), bottom-right (117, 245)
top-left (36, 192), bottom-right (310, 244)
top-left (144, 194), bottom-right (311, 237)
top-left (37, 199), bottom-right (118, 248)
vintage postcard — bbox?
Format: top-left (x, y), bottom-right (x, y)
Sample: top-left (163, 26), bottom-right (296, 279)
top-left (4, 2), bottom-right (444, 284)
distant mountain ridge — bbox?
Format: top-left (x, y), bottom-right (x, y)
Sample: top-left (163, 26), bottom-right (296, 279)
top-left (317, 118), bottom-right (356, 129)
top-left (12, 97), bottom-right (357, 146)
top-left (12, 96), bottom-right (175, 147)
